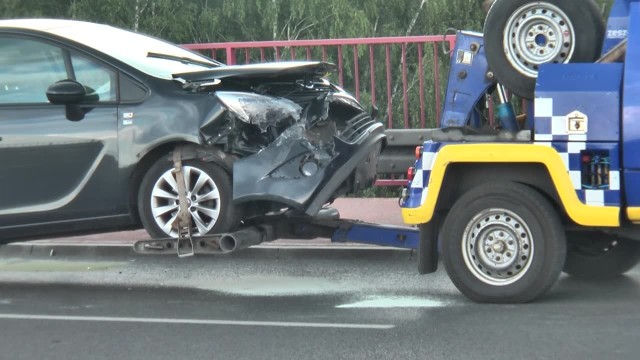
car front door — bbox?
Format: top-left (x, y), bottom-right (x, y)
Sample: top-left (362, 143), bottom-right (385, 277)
top-left (0, 34), bottom-right (120, 236)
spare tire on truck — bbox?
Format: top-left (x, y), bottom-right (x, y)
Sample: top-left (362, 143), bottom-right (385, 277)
top-left (483, 0), bottom-right (605, 99)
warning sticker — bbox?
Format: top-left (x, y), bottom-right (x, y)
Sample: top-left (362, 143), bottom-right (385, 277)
top-left (456, 50), bottom-right (474, 65)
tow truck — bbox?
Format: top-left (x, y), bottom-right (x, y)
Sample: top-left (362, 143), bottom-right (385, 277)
top-left (400, 0), bottom-right (640, 302)
top-left (135, 0), bottom-right (640, 303)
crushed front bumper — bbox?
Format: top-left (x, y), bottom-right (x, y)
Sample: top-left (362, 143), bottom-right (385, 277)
top-left (233, 115), bottom-right (385, 216)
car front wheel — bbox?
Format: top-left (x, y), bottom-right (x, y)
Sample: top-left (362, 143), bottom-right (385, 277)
top-left (138, 156), bottom-right (240, 239)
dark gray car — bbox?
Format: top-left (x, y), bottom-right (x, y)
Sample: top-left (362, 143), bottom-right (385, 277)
top-left (0, 19), bottom-right (384, 242)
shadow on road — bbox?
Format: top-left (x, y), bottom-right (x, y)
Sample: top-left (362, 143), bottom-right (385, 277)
top-left (543, 274), bottom-right (640, 303)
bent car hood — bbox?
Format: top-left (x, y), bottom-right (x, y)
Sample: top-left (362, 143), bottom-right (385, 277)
top-left (173, 61), bottom-right (337, 81)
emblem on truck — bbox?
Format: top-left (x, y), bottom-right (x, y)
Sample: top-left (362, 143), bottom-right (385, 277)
top-left (566, 111), bottom-right (588, 134)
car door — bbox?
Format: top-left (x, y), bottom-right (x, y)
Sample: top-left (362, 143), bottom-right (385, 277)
top-left (0, 34), bottom-right (119, 231)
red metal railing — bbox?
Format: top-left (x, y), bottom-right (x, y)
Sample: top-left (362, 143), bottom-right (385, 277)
top-left (183, 35), bottom-right (455, 130)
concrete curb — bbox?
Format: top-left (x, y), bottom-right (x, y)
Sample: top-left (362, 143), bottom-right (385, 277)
top-left (0, 242), bottom-right (415, 261)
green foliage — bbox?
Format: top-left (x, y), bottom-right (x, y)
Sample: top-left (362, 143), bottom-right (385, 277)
top-left (0, 0), bottom-right (494, 42)
top-left (1, 0), bottom-right (71, 18)
top-left (0, 0), bottom-right (615, 47)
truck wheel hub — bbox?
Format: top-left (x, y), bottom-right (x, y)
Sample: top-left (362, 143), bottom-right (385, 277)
top-left (503, 2), bottom-right (575, 78)
top-left (463, 208), bottom-right (535, 286)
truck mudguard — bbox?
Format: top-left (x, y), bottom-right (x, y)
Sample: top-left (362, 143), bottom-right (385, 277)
top-left (401, 142), bottom-right (620, 227)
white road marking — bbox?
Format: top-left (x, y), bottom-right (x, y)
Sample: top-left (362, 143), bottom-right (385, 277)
top-left (189, 276), bottom-right (350, 296)
top-left (336, 296), bottom-right (447, 308)
top-left (0, 314), bottom-right (394, 330)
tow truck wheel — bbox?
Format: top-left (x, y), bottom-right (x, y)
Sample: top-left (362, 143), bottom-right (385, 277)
top-left (563, 233), bottom-right (640, 279)
top-left (483, 0), bottom-right (604, 99)
top-left (138, 157), bottom-right (241, 239)
top-left (441, 182), bottom-right (566, 303)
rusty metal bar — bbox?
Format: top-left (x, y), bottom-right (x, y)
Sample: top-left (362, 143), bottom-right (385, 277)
top-left (353, 45), bottom-right (360, 101)
top-left (374, 179), bottom-right (408, 187)
top-left (385, 44), bottom-right (393, 128)
top-left (418, 43), bottom-right (425, 128)
top-left (226, 48), bottom-right (236, 65)
top-left (184, 35), bottom-right (455, 50)
top-left (338, 45), bottom-right (344, 87)
top-left (369, 44), bottom-right (376, 107)
top-left (433, 42), bottom-right (442, 127)
top-left (401, 43), bottom-right (409, 129)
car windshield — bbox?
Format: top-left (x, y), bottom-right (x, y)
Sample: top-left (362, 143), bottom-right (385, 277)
top-left (47, 22), bottom-right (222, 79)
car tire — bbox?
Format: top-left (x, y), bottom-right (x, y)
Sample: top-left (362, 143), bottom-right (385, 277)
top-left (441, 182), bottom-right (566, 303)
top-left (138, 155), bottom-right (240, 239)
top-left (563, 233), bottom-right (640, 279)
top-left (483, 0), bottom-right (605, 99)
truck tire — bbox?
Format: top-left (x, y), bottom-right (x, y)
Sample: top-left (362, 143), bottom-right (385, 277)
top-left (563, 233), bottom-right (640, 279)
top-left (483, 0), bottom-right (604, 99)
top-left (441, 182), bottom-right (566, 303)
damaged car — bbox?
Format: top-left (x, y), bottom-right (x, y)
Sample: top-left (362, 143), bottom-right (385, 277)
top-left (0, 19), bottom-right (385, 242)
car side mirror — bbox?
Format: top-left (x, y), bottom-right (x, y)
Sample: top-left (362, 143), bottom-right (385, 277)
top-left (47, 79), bottom-right (86, 104)
top-left (46, 79), bottom-right (87, 121)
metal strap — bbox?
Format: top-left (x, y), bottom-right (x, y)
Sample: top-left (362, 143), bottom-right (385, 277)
top-left (172, 144), bottom-right (194, 257)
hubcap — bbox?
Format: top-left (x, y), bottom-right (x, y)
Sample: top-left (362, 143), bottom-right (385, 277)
top-left (504, 2), bottom-right (575, 77)
top-left (150, 166), bottom-right (221, 237)
top-left (462, 208), bottom-right (534, 286)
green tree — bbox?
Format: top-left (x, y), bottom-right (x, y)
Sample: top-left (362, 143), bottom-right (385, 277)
top-left (1, 0), bottom-right (71, 18)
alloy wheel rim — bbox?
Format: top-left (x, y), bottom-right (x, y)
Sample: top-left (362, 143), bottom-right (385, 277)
top-left (150, 166), bottom-right (221, 237)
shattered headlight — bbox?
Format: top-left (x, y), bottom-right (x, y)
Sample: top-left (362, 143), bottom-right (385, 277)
top-left (215, 92), bottom-right (302, 130)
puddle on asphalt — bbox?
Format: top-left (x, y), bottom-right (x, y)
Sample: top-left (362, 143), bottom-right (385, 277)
top-left (336, 296), bottom-right (447, 308)
top-left (188, 276), bottom-right (350, 296)
top-left (0, 259), bottom-right (126, 272)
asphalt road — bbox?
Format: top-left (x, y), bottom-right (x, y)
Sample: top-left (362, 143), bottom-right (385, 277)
top-left (0, 252), bottom-right (638, 360)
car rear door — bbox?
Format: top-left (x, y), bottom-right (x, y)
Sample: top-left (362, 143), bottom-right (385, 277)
top-left (0, 34), bottom-right (120, 233)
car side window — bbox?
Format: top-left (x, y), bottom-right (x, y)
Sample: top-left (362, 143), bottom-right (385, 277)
top-left (0, 36), bottom-right (67, 104)
top-left (71, 53), bottom-right (117, 103)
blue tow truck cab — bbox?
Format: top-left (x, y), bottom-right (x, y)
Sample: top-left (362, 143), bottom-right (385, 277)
top-left (399, 0), bottom-right (640, 302)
